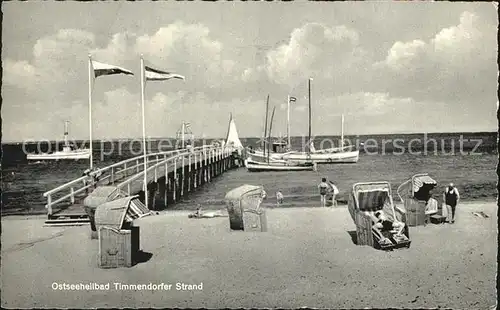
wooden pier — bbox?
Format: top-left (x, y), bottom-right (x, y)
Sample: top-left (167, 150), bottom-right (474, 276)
top-left (43, 145), bottom-right (241, 225)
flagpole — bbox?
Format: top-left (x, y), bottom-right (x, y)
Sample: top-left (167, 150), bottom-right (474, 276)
top-left (88, 54), bottom-right (93, 170)
top-left (308, 78), bottom-right (312, 157)
top-left (341, 114), bottom-right (345, 148)
top-left (140, 55), bottom-right (148, 209)
top-left (287, 95), bottom-right (291, 148)
top-left (182, 122), bottom-right (185, 149)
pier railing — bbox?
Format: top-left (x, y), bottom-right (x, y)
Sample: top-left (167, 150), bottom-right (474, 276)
top-left (43, 145), bottom-right (228, 216)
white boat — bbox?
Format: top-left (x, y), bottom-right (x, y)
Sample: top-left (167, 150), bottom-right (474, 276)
top-left (245, 158), bottom-right (315, 172)
top-left (258, 80), bottom-right (360, 164)
top-left (27, 121), bottom-right (90, 161)
top-left (248, 141), bottom-right (359, 164)
top-left (246, 103), bottom-right (316, 172)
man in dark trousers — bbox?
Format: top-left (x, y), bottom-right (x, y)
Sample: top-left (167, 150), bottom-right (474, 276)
top-left (443, 183), bottom-right (460, 224)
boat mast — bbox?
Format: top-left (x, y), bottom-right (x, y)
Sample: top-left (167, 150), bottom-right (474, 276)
top-left (287, 95), bottom-right (291, 148)
top-left (182, 121), bottom-right (185, 149)
top-left (341, 114), bottom-right (344, 147)
top-left (263, 95), bottom-right (269, 156)
top-left (88, 55), bottom-right (94, 170)
top-left (268, 106), bottom-right (276, 164)
top-left (308, 78), bottom-right (312, 157)
top-left (64, 120), bottom-right (69, 147)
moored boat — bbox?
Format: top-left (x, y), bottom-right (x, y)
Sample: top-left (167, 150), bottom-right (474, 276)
top-left (245, 158), bottom-right (315, 172)
top-left (26, 121), bottom-right (90, 161)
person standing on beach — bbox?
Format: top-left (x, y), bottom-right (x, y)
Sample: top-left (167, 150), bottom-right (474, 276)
top-left (318, 178), bottom-right (329, 207)
top-left (443, 183), bottom-right (460, 224)
top-left (328, 181), bottom-right (340, 207)
top-left (276, 191), bottom-right (284, 206)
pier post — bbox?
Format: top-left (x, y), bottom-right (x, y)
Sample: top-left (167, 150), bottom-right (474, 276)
top-left (178, 167), bottom-right (183, 199)
top-left (164, 161), bottom-right (168, 209)
top-left (193, 152), bottom-right (197, 189)
top-left (173, 160), bottom-right (177, 202)
top-left (148, 182), bottom-right (157, 211)
top-left (181, 156), bottom-right (185, 197)
top-left (215, 149), bottom-right (218, 177)
top-left (47, 195), bottom-right (53, 218)
top-left (188, 154), bottom-right (192, 192)
top-left (154, 165), bottom-right (158, 182)
top-left (203, 149), bottom-right (207, 184)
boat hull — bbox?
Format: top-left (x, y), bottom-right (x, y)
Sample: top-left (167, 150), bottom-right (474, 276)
top-left (249, 149), bottom-right (359, 164)
top-left (282, 150), bottom-right (360, 164)
top-left (245, 159), bottom-right (315, 172)
top-left (27, 150), bottom-right (91, 160)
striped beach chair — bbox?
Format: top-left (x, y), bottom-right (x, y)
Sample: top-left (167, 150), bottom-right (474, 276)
top-left (348, 181), bottom-right (411, 251)
top-left (397, 174), bottom-right (439, 226)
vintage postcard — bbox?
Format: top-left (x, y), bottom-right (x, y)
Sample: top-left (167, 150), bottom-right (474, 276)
top-left (1, 1), bottom-right (497, 309)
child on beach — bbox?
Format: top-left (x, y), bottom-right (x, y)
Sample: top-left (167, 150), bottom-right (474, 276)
top-left (318, 178), bottom-right (329, 207)
top-left (276, 191), bottom-right (284, 206)
top-left (328, 181), bottom-right (340, 207)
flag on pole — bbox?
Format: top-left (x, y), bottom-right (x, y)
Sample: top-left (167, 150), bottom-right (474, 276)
top-left (289, 96), bottom-right (297, 103)
top-left (145, 66), bottom-right (185, 81)
top-left (91, 61), bottom-right (134, 78)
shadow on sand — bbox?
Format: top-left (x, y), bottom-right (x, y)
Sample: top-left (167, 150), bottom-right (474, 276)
top-left (347, 231), bottom-right (358, 245)
top-left (135, 250), bottom-right (153, 265)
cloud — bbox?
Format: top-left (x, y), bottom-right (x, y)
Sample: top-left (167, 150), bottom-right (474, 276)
top-left (373, 11), bottom-right (497, 103)
top-left (134, 21), bottom-right (242, 91)
top-left (260, 23), bottom-right (369, 89)
top-left (3, 59), bottom-right (37, 89)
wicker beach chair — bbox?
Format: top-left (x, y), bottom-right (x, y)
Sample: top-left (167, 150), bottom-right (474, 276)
top-left (94, 196), bottom-right (153, 268)
top-left (396, 174), bottom-right (439, 226)
top-left (225, 185), bottom-right (267, 232)
top-left (348, 181), bottom-right (410, 251)
top-left (83, 186), bottom-right (129, 239)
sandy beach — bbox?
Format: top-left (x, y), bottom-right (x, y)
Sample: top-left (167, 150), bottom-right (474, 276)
top-left (1, 202), bottom-right (497, 309)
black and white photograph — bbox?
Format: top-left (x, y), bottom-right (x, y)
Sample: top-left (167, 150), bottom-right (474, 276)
top-left (1, 1), bottom-right (498, 308)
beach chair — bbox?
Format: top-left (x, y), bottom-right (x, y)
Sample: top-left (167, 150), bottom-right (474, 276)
top-left (396, 174), bottom-right (439, 226)
top-left (83, 186), bottom-right (129, 239)
top-left (348, 181), bottom-right (411, 251)
top-left (94, 196), bottom-right (153, 268)
top-left (225, 185), bottom-right (267, 232)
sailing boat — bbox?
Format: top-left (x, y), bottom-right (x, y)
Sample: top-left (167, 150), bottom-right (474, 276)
top-left (247, 95), bottom-right (295, 161)
top-left (27, 121), bottom-right (91, 160)
top-left (256, 79), bottom-right (359, 164)
top-left (245, 104), bottom-right (315, 172)
top-left (224, 113), bottom-right (244, 152)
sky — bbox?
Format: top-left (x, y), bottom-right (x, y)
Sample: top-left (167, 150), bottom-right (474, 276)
top-left (2, 1), bottom-right (498, 142)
